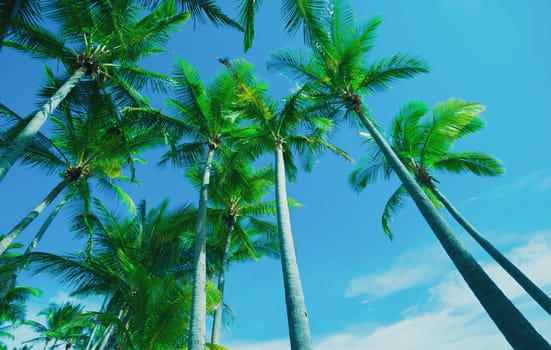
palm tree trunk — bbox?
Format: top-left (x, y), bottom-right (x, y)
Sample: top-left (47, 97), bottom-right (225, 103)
top-left (188, 146), bottom-right (215, 350)
top-left (0, 67), bottom-right (86, 183)
top-left (84, 322), bottom-right (99, 350)
top-left (274, 142), bottom-right (313, 350)
top-left (0, 176), bottom-right (72, 256)
top-left (210, 219), bottom-right (234, 344)
top-left (353, 105), bottom-right (550, 349)
top-left (431, 185), bottom-right (551, 315)
top-left (0, 196), bottom-right (68, 299)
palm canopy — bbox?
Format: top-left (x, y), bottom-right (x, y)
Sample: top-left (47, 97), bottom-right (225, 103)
top-left (222, 58), bottom-right (351, 181)
top-left (350, 98), bottom-right (505, 237)
top-left (156, 58), bottom-right (249, 168)
top-left (24, 302), bottom-right (90, 348)
top-left (187, 159), bottom-right (280, 266)
top-left (267, 0), bottom-right (429, 125)
top-left (6, 0), bottom-right (188, 96)
top-left (0, 0), bottom-right (41, 50)
top-left (29, 199), bottom-right (222, 348)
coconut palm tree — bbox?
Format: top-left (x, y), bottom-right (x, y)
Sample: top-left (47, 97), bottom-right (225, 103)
top-left (268, 1), bottom-right (550, 348)
top-left (24, 302), bottom-right (90, 349)
top-left (0, 85), bottom-right (163, 257)
top-left (30, 199), bottom-right (224, 348)
top-left (0, 0), bottom-right (190, 182)
top-left (221, 58), bottom-right (351, 350)
top-left (152, 58), bottom-right (251, 350)
top-left (188, 158), bottom-right (280, 344)
top-left (350, 98), bottom-right (551, 315)
top-left (0, 242), bottom-right (41, 344)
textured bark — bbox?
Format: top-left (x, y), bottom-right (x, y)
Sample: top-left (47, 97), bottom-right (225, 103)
top-left (0, 68), bottom-right (86, 183)
top-left (431, 185), bottom-right (551, 315)
top-left (0, 196), bottom-right (67, 300)
top-left (188, 147), bottom-right (215, 350)
top-left (210, 221), bottom-right (234, 344)
top-left (354, 105), bottom-right (550, 349)
top-left (274, 143), bottom-right (313, 350)
top-left (0, 176), bottom-right (72, 256)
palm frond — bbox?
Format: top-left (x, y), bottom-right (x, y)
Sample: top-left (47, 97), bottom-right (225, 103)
top-left (431, 151), bottom-right (505, 176)
top-left (381, 185), bottom-right (408, 239)
top-left (360, 53), bottom-right (429, 93)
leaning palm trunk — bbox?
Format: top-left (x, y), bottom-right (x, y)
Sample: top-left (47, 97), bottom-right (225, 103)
top-left (0, 196), bottom-right (68, 299)
top-left (274, 142), bottom-right (313, 350)
top-left (352, 104), bottom-right (550, 349)
top-left (0, 68), bottom-right (86, 183)
top-left (188, 147), bottom-right (216, 350)
top-left (430, 185), bottom-right (551, 315)
top-left (0, 176), bottom-right (73, 256)
top-left (210, 219), bottom-right (234, 344)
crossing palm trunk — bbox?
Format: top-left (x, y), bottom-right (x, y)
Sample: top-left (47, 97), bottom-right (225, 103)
top-left (188, 147), bottom-right (215, 350)
top-left (210, 219), bottom-right (234, 344)
top-left (353, 103), bottom-right (550, 349)
top-left (274, 141), bottom-right (313, 350)
top-left (0, 196), bottom-right (67, 299)
top-left (0, 67), bottom-right (86, 183)
top-left (0, 176), bottom-right (72, 256)
top-left (431, 185), bottom-right (551, 315)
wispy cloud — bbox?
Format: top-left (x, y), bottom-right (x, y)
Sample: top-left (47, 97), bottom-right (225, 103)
top-left (344, 245), bottom-right (449, 299)
top-left (227, 233), bottom-right (551, 350)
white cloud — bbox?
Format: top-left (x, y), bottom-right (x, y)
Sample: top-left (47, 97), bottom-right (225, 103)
top-left (228, 233), bottom-right (551, 350)
top-left (344, 244), bottom-right (449, 298)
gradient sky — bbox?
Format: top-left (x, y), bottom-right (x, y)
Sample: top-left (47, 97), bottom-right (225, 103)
top-left (1, 1), bottom-right (551, 349)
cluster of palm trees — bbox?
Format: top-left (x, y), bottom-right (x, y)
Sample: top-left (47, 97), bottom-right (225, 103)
top-left (0, 0), bottom-right (549, 349)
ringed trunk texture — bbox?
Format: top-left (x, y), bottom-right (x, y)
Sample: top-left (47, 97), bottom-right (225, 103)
top-left (0, 176), bottom-right (72, 256)
top-left (210, 221), bottom-right (234, 344)
top-left (188, 147), bottom-right (215, 350)
top-left (0, 68), bottom-right (86, 183)
top-left (274, 144), bottom-right (313, 350)
top-left (354, 106), bottom-right (550, 349)
top-left (431, 185), bottom-right (551, 315)
top-left (0, 196), bottom-right (67, 300)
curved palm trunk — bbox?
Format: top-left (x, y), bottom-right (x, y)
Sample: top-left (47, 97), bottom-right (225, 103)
top-left (354, 106), bottom-right (550, 349)
top-left (0, 196), bottom-right (68, 300)
top-left (274, 143), bottom-right (313, 350)
top-left (210, 220), bottom-right (234, 344)
top-left (0, 176), bottom-right (72, 256)
top-left (431, 185), bottom-right (551, 315)
top-left (0, 67), bottom-right (86, 183)
top-left (188, 147), bottom-right (215, 350)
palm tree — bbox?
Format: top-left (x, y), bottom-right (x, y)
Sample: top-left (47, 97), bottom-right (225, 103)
top-left (350, 98), bottom-right (551, 315)
top-left (0, 86), bottom-right (162, 257)
top-left (30, 199), bottom-right (223, 349)
top-left (221, 58), bottom-right (351, 350)
top-left (188, 159), bottom-right (280, 345)
top-left (0, 0), bottom-right (190, 182)
top-left (268, 1), bottom-right (551, 348)
top-left (24, 302), bottom-right (90, 350)
top-left (0, 242), bottom-right (41, 344)
top-left (153, 58), bottom-right (250, 350)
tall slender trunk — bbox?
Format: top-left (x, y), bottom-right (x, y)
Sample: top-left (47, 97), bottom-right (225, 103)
top-left (0, 67), bottom-right (86, 183)
top-left (353, 104), bottom-right (550, 349)
top-left (84, 322), bottom-right (99, 350)
top-left (0, 176), bottom-right (72, 256)
top-left (0, 196), bottom-right (67, 299)
top-left (188, 147), bottom-right (215, 350)
top-left (274, 142), bottom-right (313, 350)
top-left (210, 220), bottom-right (234, 344)
top-left (431, 185), bottom-right (551, 315)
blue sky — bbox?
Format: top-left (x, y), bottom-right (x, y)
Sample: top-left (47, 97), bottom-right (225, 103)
top-left (1, 0), bottom-right (551, 348)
